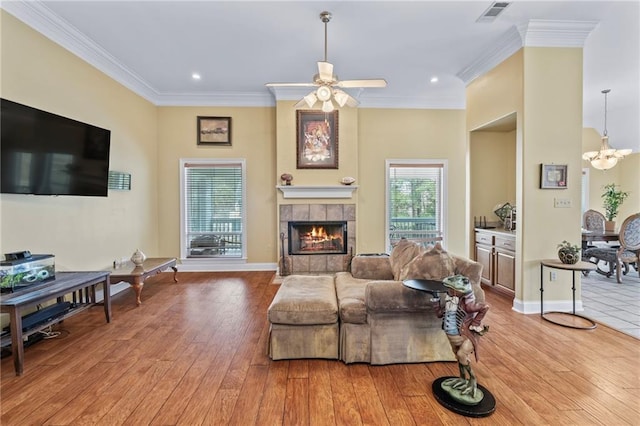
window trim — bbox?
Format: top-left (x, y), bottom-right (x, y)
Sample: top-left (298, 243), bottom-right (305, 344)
top-left (385, 159), bottom-right (448, 251)
top-left (179, 158), bottom-right (247, 262)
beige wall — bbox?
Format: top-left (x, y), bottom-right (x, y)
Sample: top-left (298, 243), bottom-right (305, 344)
top-left (470, 130), bottom-right (517, 223)
top-left (156, 107), bottom-right (277, 263)
top-left (467, 47), bottom-right (586, 310)
top-left (0, 11), bottom-right (158, 271)
top-left (357, 108), bottom-right (468, 256)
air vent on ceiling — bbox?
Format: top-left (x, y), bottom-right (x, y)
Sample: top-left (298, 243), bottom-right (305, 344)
top-left (476, 2), bottom-right (511, 23)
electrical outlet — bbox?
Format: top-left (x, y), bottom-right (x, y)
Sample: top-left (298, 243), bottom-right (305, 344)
top-left (550, 271), bottom-right (557, 281)
top-left (554, 198), bottom-right (572, 208)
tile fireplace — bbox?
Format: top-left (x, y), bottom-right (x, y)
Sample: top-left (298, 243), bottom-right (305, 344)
top-left (279, 204), bottom-right (355, 274)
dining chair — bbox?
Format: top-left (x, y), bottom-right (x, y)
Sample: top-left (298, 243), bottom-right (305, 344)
top-left (583, 209), bottom-right (605, 232)
top-left (583, 213), bottom-right (640, 283)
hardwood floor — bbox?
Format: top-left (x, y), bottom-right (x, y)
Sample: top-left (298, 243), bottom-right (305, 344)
top-left (2, 271), bottom-right (639, 425)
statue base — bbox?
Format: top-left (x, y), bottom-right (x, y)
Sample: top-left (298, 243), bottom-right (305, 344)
top-left (432, 376), bottom-right (496, 418)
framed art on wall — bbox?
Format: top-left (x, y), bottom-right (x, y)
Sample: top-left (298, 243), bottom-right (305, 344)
top-left (197, 116), bottom-right (231, 145)
top-left (296, 110), bottom-right (339, 169)
top-left (540, 164), bottom-right (567, 189)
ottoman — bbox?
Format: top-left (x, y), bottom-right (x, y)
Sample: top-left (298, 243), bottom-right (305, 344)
top-left (267, 275), bottom-right (339, 360)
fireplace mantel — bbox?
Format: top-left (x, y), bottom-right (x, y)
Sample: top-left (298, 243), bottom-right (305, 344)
top-left (276, 185), bottom-right (358, 199)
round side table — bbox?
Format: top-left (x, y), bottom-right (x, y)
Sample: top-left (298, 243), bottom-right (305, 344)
top-left (540, 259), bottom-right (597, 330)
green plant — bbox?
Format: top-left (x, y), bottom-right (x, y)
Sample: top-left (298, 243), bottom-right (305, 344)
top-left (557, 240), bottom-right (581, 264)
top-left (601, 183), bottom-right (629, 221)
top-left (557, 240), bottom-right (581, 254)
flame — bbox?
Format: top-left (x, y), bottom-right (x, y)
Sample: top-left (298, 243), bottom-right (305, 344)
top-left (310, 226), bottom-right (325, 238)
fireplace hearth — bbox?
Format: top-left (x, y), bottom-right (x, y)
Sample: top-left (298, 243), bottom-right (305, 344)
top-left (288, 221), bottom-right (347, 255)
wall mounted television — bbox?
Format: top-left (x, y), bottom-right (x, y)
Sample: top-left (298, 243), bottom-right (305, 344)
top-left (1, 98), bottom-right (111, 197)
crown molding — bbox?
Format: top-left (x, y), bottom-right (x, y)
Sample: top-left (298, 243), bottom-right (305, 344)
top-left (268, 87), bottom-right (465, 110)
top-left (458, 20), bottom-right (599, 85)
top-left (2, 3), bottom-right (597, 110)
top-left (154, 92), bottom-right (275, 107)
top-left (456, 26), bottom-right (523, 85)
top-left (518, 19), bottom-right (599, 47)
top-left (2, 1), bottom-right (161, 103)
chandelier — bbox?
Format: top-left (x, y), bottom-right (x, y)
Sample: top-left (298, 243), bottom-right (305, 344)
top-left (582, 89), bottom-right (632, 170)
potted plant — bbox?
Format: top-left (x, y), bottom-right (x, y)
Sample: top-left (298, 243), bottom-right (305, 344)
top-left (601, 183), bottom-right (629, 231)
top-left (557, 241), bottom-right (581, 264)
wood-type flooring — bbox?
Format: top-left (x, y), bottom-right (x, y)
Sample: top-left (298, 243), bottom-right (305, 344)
top-left (1, 271), bottom-right (638, 425)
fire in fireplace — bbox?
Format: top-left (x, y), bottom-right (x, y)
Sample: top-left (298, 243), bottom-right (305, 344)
top-left (288, 221), bottom-right (347, 255)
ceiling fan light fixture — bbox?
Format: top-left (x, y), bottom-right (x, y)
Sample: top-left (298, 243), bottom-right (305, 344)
top-left (265, 11), bottom-right (386, 110)
top-left (316, 86), bottom-right (332, 102)
top-left (333, 90), bottom-right (349, 107)
top-left (583, 89), bottom-right (632, 170)
top-left (321, 100), bottom-right (334, 113)
top-left (303, 92), bottom-right (318, 108)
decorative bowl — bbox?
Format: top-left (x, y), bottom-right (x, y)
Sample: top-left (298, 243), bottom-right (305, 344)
top-left (341, 176), bottom-right (356, 185)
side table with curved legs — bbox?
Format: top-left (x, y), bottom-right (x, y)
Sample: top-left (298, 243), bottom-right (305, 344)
top-left (540, 259), bottom-right (597, 330)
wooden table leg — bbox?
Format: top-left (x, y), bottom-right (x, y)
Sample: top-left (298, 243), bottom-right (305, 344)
top-left (8, 307), bottom-right (24, 375)
top-left (132, 277), bottom-right (144, 306)
top-left (102, 278), bottom-right (112, 322)
top-left (171, 266), bottom-right (178, 283)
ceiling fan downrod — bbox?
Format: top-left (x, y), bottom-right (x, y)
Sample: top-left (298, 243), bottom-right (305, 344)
top-left (320, 11), bottom-right (331, 62)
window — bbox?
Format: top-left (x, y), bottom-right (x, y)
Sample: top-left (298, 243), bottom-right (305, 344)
top-left (386, 160), bottom-right (446, 251)
top-left (180, 159), bottom-right (246, 259)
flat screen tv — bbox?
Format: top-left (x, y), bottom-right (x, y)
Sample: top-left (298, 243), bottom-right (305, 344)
top-left (1, 98), bottom-right (111, 197)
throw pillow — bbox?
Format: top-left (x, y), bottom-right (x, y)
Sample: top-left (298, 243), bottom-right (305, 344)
top-left (399, 242), bottom-right (456, 281)
top-left (389, 238), bottom-right (425, 280)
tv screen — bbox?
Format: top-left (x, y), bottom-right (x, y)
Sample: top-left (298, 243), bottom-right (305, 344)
top-left (1, 98), bottom-right (111, 197)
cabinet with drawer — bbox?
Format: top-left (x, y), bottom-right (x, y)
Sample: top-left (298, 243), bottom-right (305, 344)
top-left (474, 229), bottom-right (516, 294)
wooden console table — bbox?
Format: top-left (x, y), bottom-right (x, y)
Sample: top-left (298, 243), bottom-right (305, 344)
top-left (0, 271), bottom-right (111, 375)
top-left (108, 258), bottom-right (178, 306)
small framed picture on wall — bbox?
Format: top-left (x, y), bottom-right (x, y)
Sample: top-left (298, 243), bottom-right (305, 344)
top-left (540, 164), bottom-right (567, 189)
top-left (197, 116), bottom-right (231, 146)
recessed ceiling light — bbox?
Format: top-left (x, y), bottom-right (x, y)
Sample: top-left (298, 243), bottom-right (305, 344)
top-left (430, 76), bottom-right (439, 83)
top-left (192, 73), bottom-right (201, 80)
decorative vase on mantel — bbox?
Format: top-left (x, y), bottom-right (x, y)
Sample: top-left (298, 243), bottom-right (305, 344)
top-left (131, 249), bottom-right (146, 266)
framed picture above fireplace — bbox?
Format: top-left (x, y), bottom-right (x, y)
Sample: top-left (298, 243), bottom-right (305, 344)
top-left (296, 110), bottom-right (339, 169)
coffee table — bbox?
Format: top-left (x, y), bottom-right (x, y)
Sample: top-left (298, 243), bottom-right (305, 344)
top-left (108, 258), bottom-right (177, 306)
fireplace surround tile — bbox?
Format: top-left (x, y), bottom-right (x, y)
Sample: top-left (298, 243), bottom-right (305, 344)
top-left (309, 204), bottom-right (327, 221)
top-left (279, 203), bottom-right (355, 274)
top-left (292, 205), bottom-right (310, 221)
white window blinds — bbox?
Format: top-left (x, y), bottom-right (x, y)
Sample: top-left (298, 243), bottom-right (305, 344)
top-left (182, 160), bottom-right (245, 258)
top-left (387, 161), bottom-right (445, 250)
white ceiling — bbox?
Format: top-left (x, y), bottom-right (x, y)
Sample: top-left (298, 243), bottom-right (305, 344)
top-left (2, 1), bottom-right (638, 151)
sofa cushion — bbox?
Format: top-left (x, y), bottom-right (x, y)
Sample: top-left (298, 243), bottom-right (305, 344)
top-left (351, 255), bottom-right (393, 280)
top-left (335, 272), bottom-right (368, 324)
top-left (268, 275), bottom-right (338, 325)
top-left (366, 281), bottom-right (438, 312)
top-left (389, 238), bottom-right (425, 280)
top-left (398, 242), bottom-right (456, 281)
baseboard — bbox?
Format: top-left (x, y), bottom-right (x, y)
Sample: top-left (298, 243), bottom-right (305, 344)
top-left (177, 261), bottom-right (277, 272)
top-left (513, 298), bottom-right (584, 314)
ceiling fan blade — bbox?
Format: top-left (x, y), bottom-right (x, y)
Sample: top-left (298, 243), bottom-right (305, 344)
top-left (337, 79), bottom-right (387, 88)
top-left (317, 61), bottom-right (334, 82)
top-left (265, 82), bottom-right (317, 87)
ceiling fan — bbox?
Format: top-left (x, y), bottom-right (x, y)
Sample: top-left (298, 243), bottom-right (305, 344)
top-left (265, 11), bottom-right (387, 112)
